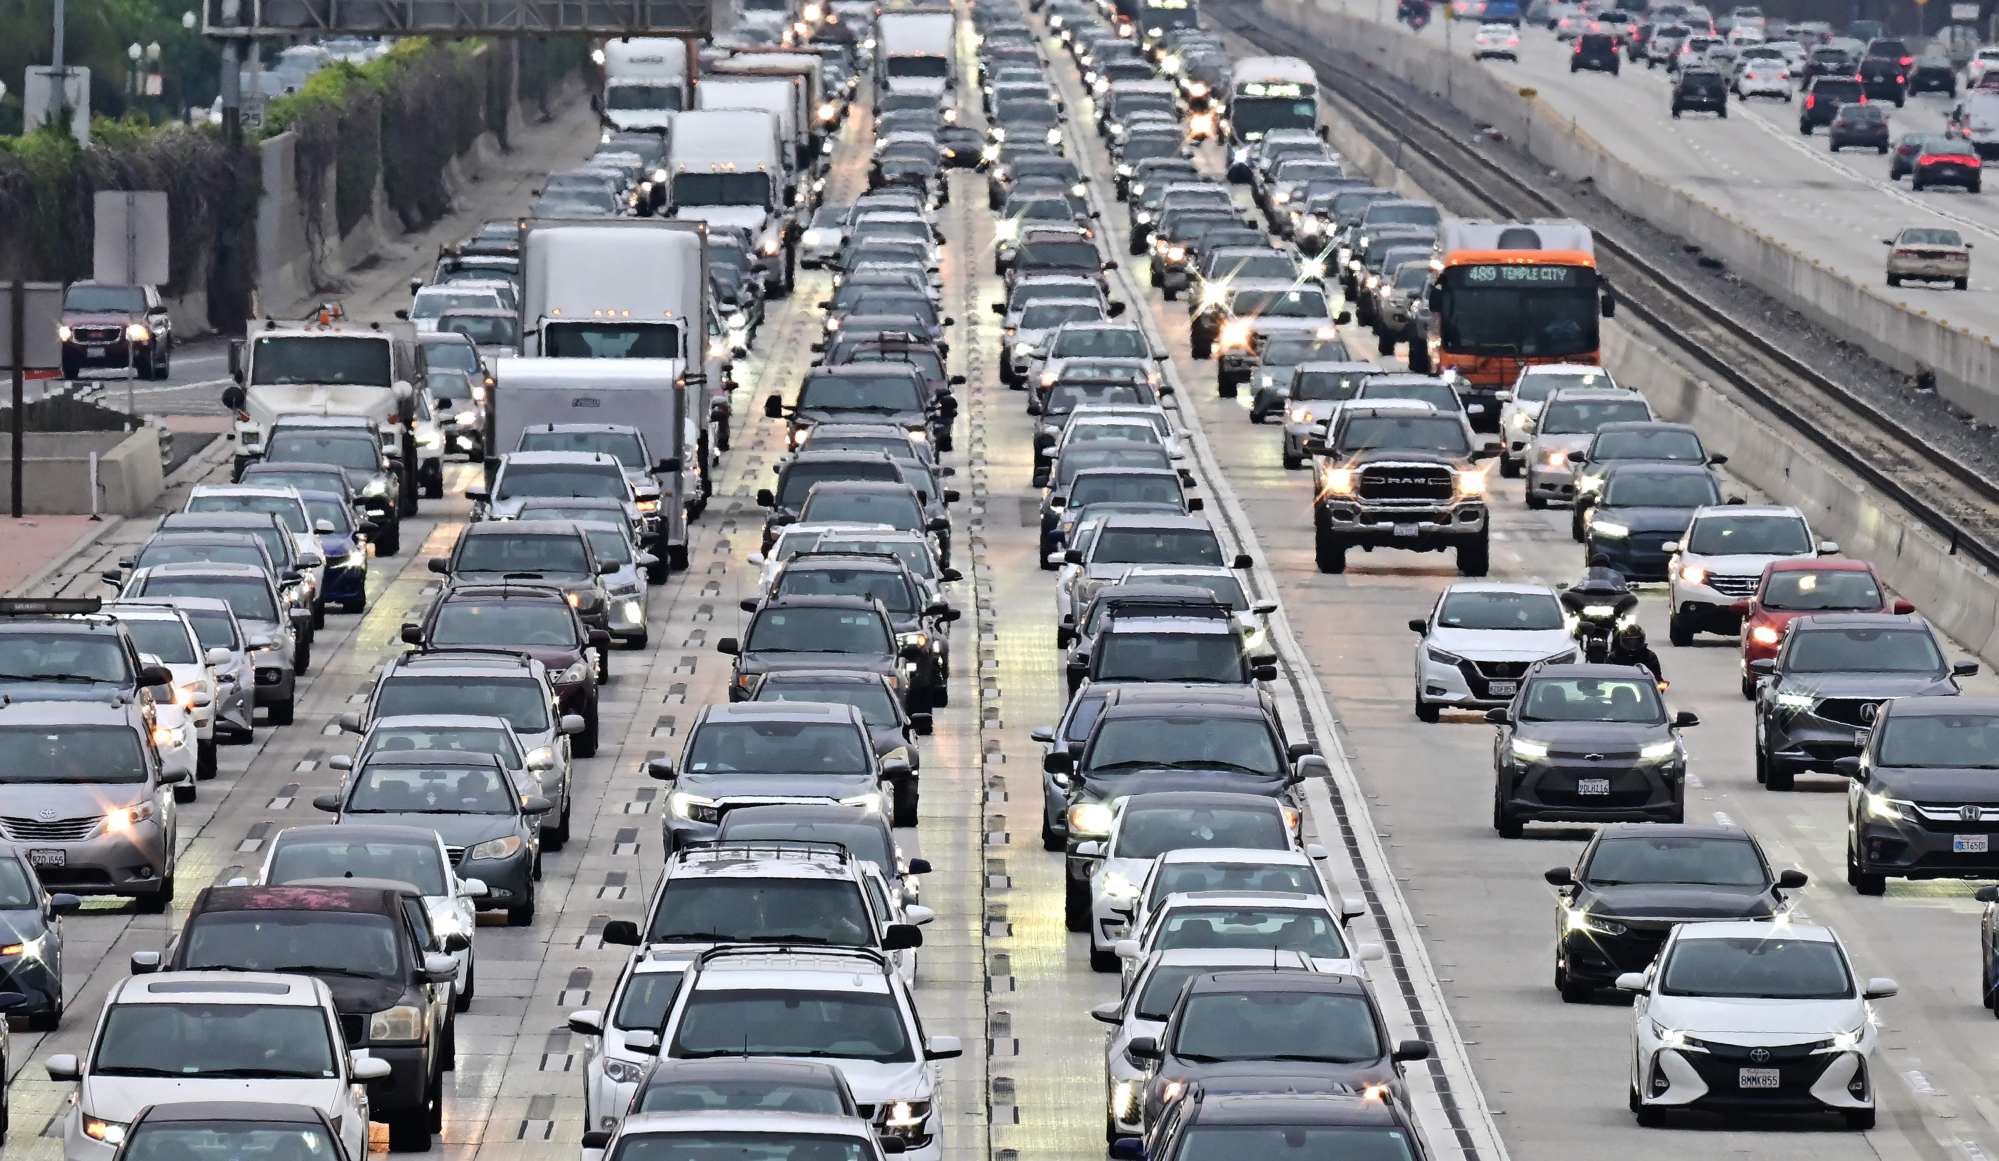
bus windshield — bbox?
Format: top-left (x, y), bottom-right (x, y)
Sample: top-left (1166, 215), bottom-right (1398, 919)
top-left (1439, 264), bottom-right (1599, 358)
top-left (1229, 95), bottom-right (1317, 137)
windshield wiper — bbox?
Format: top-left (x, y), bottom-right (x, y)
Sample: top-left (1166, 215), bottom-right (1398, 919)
top-left (0, 672), bottom-right (116, 683)
top-left (94, 1066), bottom-right (188, 1077)
top-left (253, 964), bottom-right (386, 979)
top-left (1162, 759), bottom-right (1280, 775)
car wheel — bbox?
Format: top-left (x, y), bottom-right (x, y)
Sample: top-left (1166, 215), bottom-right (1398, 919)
top-left (1089, 944), bottom-right (1120, 973)
top-left (374, 522), bottom-right (402, 557)
top-left (269, 696), bottom-right (296, 727)
top-left (507, 896), bottom-right (536, 927)
top-left (1632, 1092), bottom-right (1663, 1127)
top-left (136, 871), bottom-right (174, 914)
top-left (1457, 536), bottom-right (1490, 577)
top-left (1416, 692), bottom-right (1441, 724)
top-left (1492, 785), bottom-right (1521, 836)
top-left (1845, 1108), bottom-right (1876, 1131)
top-left (1763, 747), bottom-right (1794, 791)
top-left (1740, 671), bottom-right (1757, 700)
top-left (1667, 611), bottom-right (1693, 647)
top-left (1557, 963), bottom-right (1591, 1003)
top-left (1525, 490), bottom-right (1548, 510)
top-left (1847, 840), bottom-right (1886, 895)
top-left (1799, 123), bottom-right (1810, 135)
top-left (197, 738), bottom-right (217, 780)
top-left (26, 996), bottom-right (61, 1033)
top-left (1281, 449), bottom-right (1303, 470)
top-left (1190, 334), bottom-right (1212, 360)
top-left (1957, 276), bottom-right (1971, 289)
top-left (456, 956), bottom-right (475, 1012)
top-left (1671, 106), bottom-right (1682, 118)
top-left (547, 795), bottom-right (571, 851)
top-left (386, 1106), bottom-right (431, 1152)
top-left (1042, 810), bottom-right (1064, 851)
top-left (1064, 876), bottom-right (1089, 932)
top-left (1314, 523), bottom-right (1347, 574)
top-left (341, 591), bottom-right (367, 614)
top-left (576, 714), bottom-right (600, 759)
top-left (1162, 284), bottom-right (1178, 302)
top-left (1718, 105), bottom-right (1728, 118)
top-left (1499, 455), bottom-right (1521, 479)
top-left (1217, 374), bottom-right (1237, 398)
top-left (1569, 508), bottom-right (1587, 541)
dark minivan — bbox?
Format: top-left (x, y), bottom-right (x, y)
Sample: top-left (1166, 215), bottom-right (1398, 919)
top-left (1671, 67), bottom-right (1728, 117)
top-left (1800, 76), bottom-right (1866, 133)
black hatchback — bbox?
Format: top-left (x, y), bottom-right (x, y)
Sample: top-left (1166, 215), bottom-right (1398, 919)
top-left (1671, 67), bottom-right (1728, 117)
top-left (1572, 32), bottom-right (1621, 74)
top-left (1828, 102), bottom-right (1890, 153)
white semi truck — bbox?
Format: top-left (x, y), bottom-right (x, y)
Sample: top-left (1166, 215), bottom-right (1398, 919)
top-left (664, 108), bottom-right (797, 295)
top-left (875, 11), bottom-right (956, 100)
top-left (599, 37), bottom-right (690, 134)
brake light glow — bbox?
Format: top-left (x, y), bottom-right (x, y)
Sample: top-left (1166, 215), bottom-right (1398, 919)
top-left (1899, 55), bottom-right (1913, 67)
top-left (1805, 93), bottom-right (1815, 107)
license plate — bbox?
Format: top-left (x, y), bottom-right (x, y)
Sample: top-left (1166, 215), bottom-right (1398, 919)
top-left (1487, 681), bottom-right (1517, 696)
top-left (1577, 778), bottom-right (1611, 796)
top-left (1737, 1067), bottom-right (1780, 1089)
top-left (85, 345), bottom-right (105, 356)
top-left (1465, 402), bottom-right (1486, 413)
top-left (27, 849), bottom-right (65, 868)
top-left (1956, 834), bottom-right (1991, 854)
top-left (1392, 522), bottom-right (1419, 538)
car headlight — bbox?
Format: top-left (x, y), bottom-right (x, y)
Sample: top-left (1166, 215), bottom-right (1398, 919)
top-left (467, 834), bottom-right (524, 861)
top-left (1775, 690), bottom-right (1816, 711)
top-left (1543, 450), bottom-right (1569, 469)
top-left (83, 1116), bottom-right (130, 1145)
top-left (106, 802), bottom-right (155, 832)
top-left (1639, 739), bottom-right (1680, 763)
top-left (1749, 624), bottom-right (1782, 646)
top-left (1046, 127), bottom-right (1064, 146)
top-left (454, 409), bottom-right (480, 427)
top-left (1510, 738), bottom-right (1549, 761)
top-left (1167, 245), bottom-right (1186, 262)
top-left (362, 476), bottom-right (389, 497)
top-left (1303, 258), bottom-right (1327, 278)
top-left (151, 722), bottom-right (187, 749)
top-left (1322, 467), bottom-right (1355, 495)
top-left (1590, 519), bottom-right (1631, 539)
top-left (126, 322), bottom-right (152, 342)
top-left (1456, 470), bottom-right (1487, 497)
top-left (556, 659), bottom-right (591, 685)
top-left (1651, 1020), bottom-right (1704, 1052)
top-left (880, 1100), bottom-right (932, 1140)
top-left (1425, 646), bottom-right (1460, 665)
top-left (1220, 320), bottom-right (1252, 348)
top-left (1679, 563), bottom-right (1708, 586)
top-left (899, 631), bottom-right (931, 651)
top-left (369, 1003), bottom-right (427, 1042)
top-left (56, 323), bottom-right (74, 342)
top-left (1563, 908), bottom-right (1628, 936)
top-left (1067, 801), bottom-right (1114, 836)
top-left (669, 791), bottom-right (720, 822)
top-left (1116, 163), bottom-right (1133, 177)
top-left (840, 791), bottom-right (886, 814)
top-left (602, 1056), bottom-right (648, 1085)
top-left (1507, 410), bottom-right (1533, 430)
top-left (1289, 407), bottom-right (1313, 424)
top-left (1576, 472), bottom-right (1607, 495)
top-left (1865, 791), bottom-right (1913, 822)
top-left (1818, 1024), bottom-right (1866, 1054)
top-left (1101, 870), bottom-right (1140, 900)
top-left (1071, 182), bottom-right (1088, 198)
top-left (635, 496), bottom-right (661, 514)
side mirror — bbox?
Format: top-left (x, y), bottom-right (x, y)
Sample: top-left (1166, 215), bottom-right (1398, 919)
top-left (353, 1053), bottom-right (396, 1082)
top-left (755, 488), bottom-right (776, 508)
top-left (1091, 1000), bottom-right (1123, 1024)
top-left (1776, 868), bottom-right (1809, 889)
top-left (883, 923), bottom-right (925, 951)
top-left (1661, 540), bottom-right (1680, 554)
top-left (1392, 1040), bottom-right (1432, 1063)
top-left (1614, 971), bottom-right (1648, 992)
top-left (1863, 977), bottom-right (1899, 1000)
top-left (1832, 756), bottom-right (1863, 778)
top-left (461, 878), bottom-right (489, 899)
top-left (329, 754), bottom-right (354, 771)
top-left (601, 919), bottom-right (643, 946)
top-left (1978, 884), bottom-right (1999, 904)
top-left (1674, 710), bottom-right (1701, 728)
top-left (1543, 866), bottom-right (1575, 887)
top-left (1185, 497), bottom-right (1203, 511)
top-left (338, 711), bottom-right (365, 734)
top-left (582, 1131), bottom-right (614, 1151)
top-left (1043, 749), bottom-right (1074, 774)
top-left (48, 892), bottom-right (80, 915)
top-left (401, 623), bottom-right (425, 646)
top-left (1292, 754), bottom-right (1331, 782)
top-left (1231, 553), bottom-right (1253, 570)
top-left (1708, 452), bottom-right (1730, 465)
top-left (765, 394), bottom-right (786, 418)
top-left (940, 566), bottom-right (964, 582)
top-left (427, 558), bottom-right (452, 575)
top-left (926, 517), bottom-right (951, 533)
top-left (991, 302), bottom-right (1008, 314)
top-left (1251, 664), bottom-right (1278, 681)
top-left (226, 341), bottom-right (245, 382)
top-left (130, 950), bottom-right (163, 975)
top-left (1893, 598), bottom-right (1917, 615)
top-left (1747, 658), bottom-right (1776, 676)
top-left (421, 952), bottom-right (459, 983)
top-left (646, 758), bottom-right (677, 781)
top-left (1600, 293), bottom-right (1617, 319)
top-left (1125, 1035), bottom-right (1161, 1060)
top-left (1408, 618), bottom-right (1428, 634)
top-left (1031, 725), bottom-right (1055, 744)
top-left (589, 629), bottom-right (612, 648)
top-left (312, 792), bottom-right (342, 813)
top-left (717, 637), bottom-right (741, 656)
top-left (138, 663), bottom-right (173, 688)
top-left (1074, 840), bottom-right (1105, 858)
top-left (560, 713), bottom-right (587, 736)
top-left (926, 1035), bottom-right (964, 1060)
top-left (1484, 707), bottom-right (1510, 724)
top-left (1064, 549), bottom-right (1084, 564)
top-left (521, 795), bottom-right (554, 815)
top-left (1818, 539), bottom-right (1840, 555)
top-left (910, 712), bottom-right (934, 736)
top-left (1955, 660), bottom-right (1982, 677)
top-left (46, 1053), bottom-right (82, 1082)
top-left (882, 757), bottom-right (913, 779)
top-left (622, 1030), bottom-right (661, 1055)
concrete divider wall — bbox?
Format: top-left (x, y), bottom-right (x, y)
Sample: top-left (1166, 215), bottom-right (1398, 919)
top-left (1262, 0), bottom-right (1999, 424)
top-left (1262, 0), bottom-right (1999, 662)
top-left (0, 429), bottom-right (167, 516)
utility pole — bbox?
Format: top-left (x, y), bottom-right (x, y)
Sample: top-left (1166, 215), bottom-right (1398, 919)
top-left (10, 279), bottom-right (25, 520)
top-left (220, 0), bottom-right (243, 145)
top-left (50, 0), bottom-right (68, 129)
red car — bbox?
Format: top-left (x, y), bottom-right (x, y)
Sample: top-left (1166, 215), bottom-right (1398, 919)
top-left (1734, 557), bottom-right (1913, 698)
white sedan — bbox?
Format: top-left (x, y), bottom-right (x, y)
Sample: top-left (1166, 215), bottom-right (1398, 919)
top-left (1473, 22), bottom-right (1522, 61)
top-left (1621, 920), bottom-right (1895, 1130)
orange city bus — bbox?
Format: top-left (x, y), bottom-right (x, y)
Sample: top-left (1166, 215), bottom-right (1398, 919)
top-left (1421, 220), bottom-right (1615, 427)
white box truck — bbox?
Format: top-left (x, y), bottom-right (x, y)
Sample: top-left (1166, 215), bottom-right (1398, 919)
top-left (875, 11), bottom-right (955, 100)
top-left (599, 38), bottom-right (690, 134)
top-left (709, 51), bottom-right (829, 163)
top-left (665, 108), bottom-right (797, 295)
top-left (515, 219), bottom-right (727, 520)
top-left (487, 356), bottom-right (699, 573)
top-left (696, 78), bottom-right (807, 176)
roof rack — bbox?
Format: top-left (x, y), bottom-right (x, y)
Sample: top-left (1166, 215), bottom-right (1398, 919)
top-left (691, 942), bottom-right (892, 971)
top-left (1101, 596), bottom-right (1234, 622)
top-left (673, 839), bottom-right (852, 865)
top-left (395, 647), bottom-right (537, 668)
top-left (0, 597), bottom-right (103, 617)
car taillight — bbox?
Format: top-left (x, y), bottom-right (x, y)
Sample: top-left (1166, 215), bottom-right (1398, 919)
top-left (1895, 74), bottom-right (1905, 83)
top-left (1805, 93), bottom-right (1815, 107)
top-left (1899, 55), bottom-right (1913, 66)
top-left (1574, 40), bottom-right (1582, 51)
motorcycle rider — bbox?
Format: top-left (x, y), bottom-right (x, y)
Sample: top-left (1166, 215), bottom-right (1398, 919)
top-left (1608, 622), bottom-right (1665, 684)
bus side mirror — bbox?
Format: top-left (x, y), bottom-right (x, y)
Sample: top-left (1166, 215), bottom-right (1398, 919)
top-left (1600, 291), bottom-right (1617, 319)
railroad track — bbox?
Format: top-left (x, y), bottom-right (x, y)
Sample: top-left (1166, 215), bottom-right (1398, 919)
top-left (1217, 4), bottom-right (1999, 572)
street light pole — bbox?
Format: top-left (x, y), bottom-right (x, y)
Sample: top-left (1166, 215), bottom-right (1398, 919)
top-left (181, 11), bottom-right (197, 122)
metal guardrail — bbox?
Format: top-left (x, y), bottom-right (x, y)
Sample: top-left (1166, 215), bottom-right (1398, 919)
top-left (1219, 5), bottom-right (1999, 575)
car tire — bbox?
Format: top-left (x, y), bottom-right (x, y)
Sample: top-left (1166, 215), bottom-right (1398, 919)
top-left (386, 1107), bottom-right (432, 1152)
top-left (294, 643), bottom-right (311, 677)
top-left (1190, 334), bottom-right (1212, 360)
top-left (1740, 671), bottom-right (1757, 700)
top-left (1162, 284), bottom-right (1178, 302)
top-left (341, 591), bottom-right (367, 614)
top-left (1416, 692), bottom-right (1441, 724)
top-left (1719, 105), bottom-right (1728, 118)
top-left (1282, 450), bottom-right (1304, 470)
top-left (625, 628), bottom-right (649, 650)
top-left (1829, 142), bottom-right (1840, 152)
top-left (456, 957), bottom-right (475, 1012)
top-left (312, 599), bottom-right (327, 632)
top-left (506, 896), bottom-right (536, 927)
top-left (197, 738), bottom-right (217, 780)
top-left (1667, 611), bottom-right (1693, 647)
top-left (1671, 106), bottom-right (1682, 118)
top-left (1764, 748), bottom-right (1794, 791)
top-left (1845, 1108), bottom-right (1876, 1131)
top-left (1877, 144), bottom-right (1888, 154)
top-left (1957, 276), bottom-right (1971, 289)
top-left (269, 696), bottom-right (296, 727)
top-left (1217, 374), bottom-right (1237, 398)
top-left (1525, 490), bottom-right (1548, 510)
top-left (547, 797), bottom-right (571, 851)
top-left (1457, 537), bottom-right (1491, 577)
top-left (1042, 810), bottom-right (1064, 851)
top-left (1064, 876), bottom-right (1089, 932)
top-left (1089, 944), bottom-right (1120, 973)
top-left (1557, 964), bottom-right (1591, 1003)
top-left (1799, 123), bottom-right (1811, 135)
top-left (894, 783), bottom-right (919, 828)
top-left (375, 522), bottom-right (402, 557)
top-left (1499, 455), bottom-right (1521, 479)
top-left (1570, 508), bottom-right (1587, 541)
top-left (136, 872), bottom-right (174, 914)
top-left (1492, 786), bottom-right (1521, 836)
top-left (1314, 523), bottom-right (1347, 574)
top-left (576, 714), bottom-right (600, 759)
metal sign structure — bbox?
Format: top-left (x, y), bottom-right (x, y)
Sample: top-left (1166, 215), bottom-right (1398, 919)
top-left (202, 0), bottom-right (712, 37)
top-left (92, 193), bottom-right (173, 288)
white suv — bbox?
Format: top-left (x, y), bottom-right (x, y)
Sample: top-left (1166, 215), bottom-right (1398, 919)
top-left (1497, 364), bottom-right (1622, 478)
top-left (47, 971), bottom-right (387, 1161)
top-left (1666, 504), bottom-right (1835, 645)
top-left (1410, 582), bottom-right (1577, 721)
top-left (571, 946), bottom-right (701, 1134)
top-left (1523, 388), bottom-right (1655, 509)
top-left (657, 946), bottom-right (961, 1161)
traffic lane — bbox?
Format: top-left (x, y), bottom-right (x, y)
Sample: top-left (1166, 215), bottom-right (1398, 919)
top-left (1374, 16), bottom-right (1999, 308)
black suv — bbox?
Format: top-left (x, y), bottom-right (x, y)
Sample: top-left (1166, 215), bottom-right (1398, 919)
top-left (137, 882), bottom-right (461, 1151)
top-left (1828, 102), bottom-right (1890, 153)
top-left (1858, 36), bottom-right (1911, 104)
top-left (1842, 696), bottom-right (1999, 894)
top-left (718, 594), bottom-right (919, 705)
top-left (1799, 76), bottom-right (1865, 133)
top-left (427, 519), bottom-right (614, 633)
top-left (1488, 663), bottom-right (1698, 837)
top-left (1572, 31), bottom-right (1621, 74)
top-left (1751, 613), bottom-right (1976, 791)
top-left (760, 552), bottom-right (959, 712)
top-left (1671, 67), bottom-right (1728, 117)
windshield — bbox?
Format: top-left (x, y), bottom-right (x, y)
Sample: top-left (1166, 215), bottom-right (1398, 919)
top-left (1018, 240), bottom-right (1102, 270)
top-left (815, 537), bottom-right (933, 580)
top-left (0, 860), bottom-right (35, 907)
top-left (1117, 806), bottom-right (1287, 859)
top-left (685, 721), bottom-right (871, 774)
top-left (1336, 415), bottom-right (1469, 454)
top-left (1092, 528), bottom-right (1222, 566)
top-left (542, 322), bottom-right (685, 359)
top-left (118, 619), bottom-right (197, 664)
top-left (135, 542), bottom-right (268, 573)
top-left (439, 315), bottom-right (517, 347)
top-left (140, 576), bottom-right (277, 624)
top-left (455, 533), bottom-right (590, 575)
top-left (0, 724), bottom-right (145, 784)
top-left (1048, 385), bottom-right (1150, 413)
top-left (1877, 713), bottom-right (1999, 767)
top-left (378, 676), bottom-right (550, 733)
top-left (412, 289), bottom-right (499, 319)
top-left (516, 430), bottom-right (646, 468)
top-left (1516, 370), bottom-right (1612, 401)
top-left (1156, 906), bottom-right (1349, 958)
top-left (94, 1003), bottom-right (337, 1078)
top-left (268, 837), bottom-right (449, 895)
top-left (1022, 303), bottom-right (1107, 330)
top-left (303, 498), bottom-right (355, 534)
top-left (799, 375), bottom-right (927, 412)
top-left (1786, 628), bottom-right (1942, 673)
top-left (1175, 990), bottom-right (1380, 1062)
top-left (1054, 329), bottom-right (1149, 359)
top-left (249, 335), bottom-right (392, 387)
top-left (887, 55), bottom-right (950, 78)
top-left (1096, 632), bottom-right (1246, 683)
top-left (182, 609), bottom-right (240, 649)
top-left (637, 1077), bottom-right (846, 1117)
top-left (431, 602), bottom-right (579, 648)
top-left (188, 494), bottom-right (307, 533)
top-left (1089, 716), bottom-right (1282, 775)
top-left (800, 490), bottom-right (922, 530)
top-left (1362, 382), bottom-right (1459, 411)
top-left (1686, 514), bottom-right (1811, 556)
top-left (777, 462), bottom-right (903, 508)
top-left (1436, 590), bottom-right (1564, 630)
top-left (672, 172), bottom-right (773, 209)
top-left (1177, 1127), bottom-right (1415, 1161)
top-left (1593, 430), bottom-right (1703, 462)
top-left (122, 1123), bottom-right (342, 1161)
top-left (776, 568), bottom-right (917, 614)
top-left (1069, 475), bottom-right (1182, 508)
top-left (672, 988), bottom-right (913, 1060)
top-left (610, 1132), bottom-right (870, 1161)
top-left (1660, 935), bottom-right (1852, 999)
top-left (64, 285), bottom-right (146, 312)
top-left (1229, 289), bottom-right (1329, 318)
top-left (648, 878), bottom-right (876, 945)
top-left (1585, 834), bottom-right (1767, 887)
top-left (1149, 861), bottom-right (1320, 909)
top-left (494, 463), bottom-right (627, 502)
top-left (1601, 471), bottom-right (1719, 508)
top-left (756, 681), bottom-right (899, 726)
top-left (1761, 569), bottom-right (1881, 610)
top-left (607, 82), bottom-right (683, 109)
top-left (1440, 279), bottom-right (1600, 359)
top-left (1230, 96), bottom-right (1317, 136)
top-left (1293, 370), bottom-right (1367, 402)
top-left (614, 969), bottom-right (686, 1032)
top-left (347, 762), bottom-right (517, 814)
top-left (747, 608), bottom-right (892, 654)
top-left (1519, 677), bottom-right (1666, 723)
top-left (181, 909), bottom-right (401, 977)
top-left (1126, 573), bottom-right (1248, 611)
top-left (1541, 398), bottom-right (1652, 435)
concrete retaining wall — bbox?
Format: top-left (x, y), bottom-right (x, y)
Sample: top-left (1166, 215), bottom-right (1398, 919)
top-left (1263, 0), bottom-right (1999, 662)
top-left (1263, 0), bottom-right (1999, 424)
top-left (0, 429), bottom-right (166, 516)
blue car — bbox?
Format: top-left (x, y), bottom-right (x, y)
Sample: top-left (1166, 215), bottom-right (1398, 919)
top-left (0, 844), bottom-right (79, 1030)
top-left (297, 488), bottom-right (371, 614)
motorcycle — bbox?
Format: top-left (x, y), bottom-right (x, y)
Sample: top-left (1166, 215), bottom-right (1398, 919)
top-left (1563, 590), bottom-right (1639, 663)
top-left (1399, 0), bottom-right (1430, 28)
